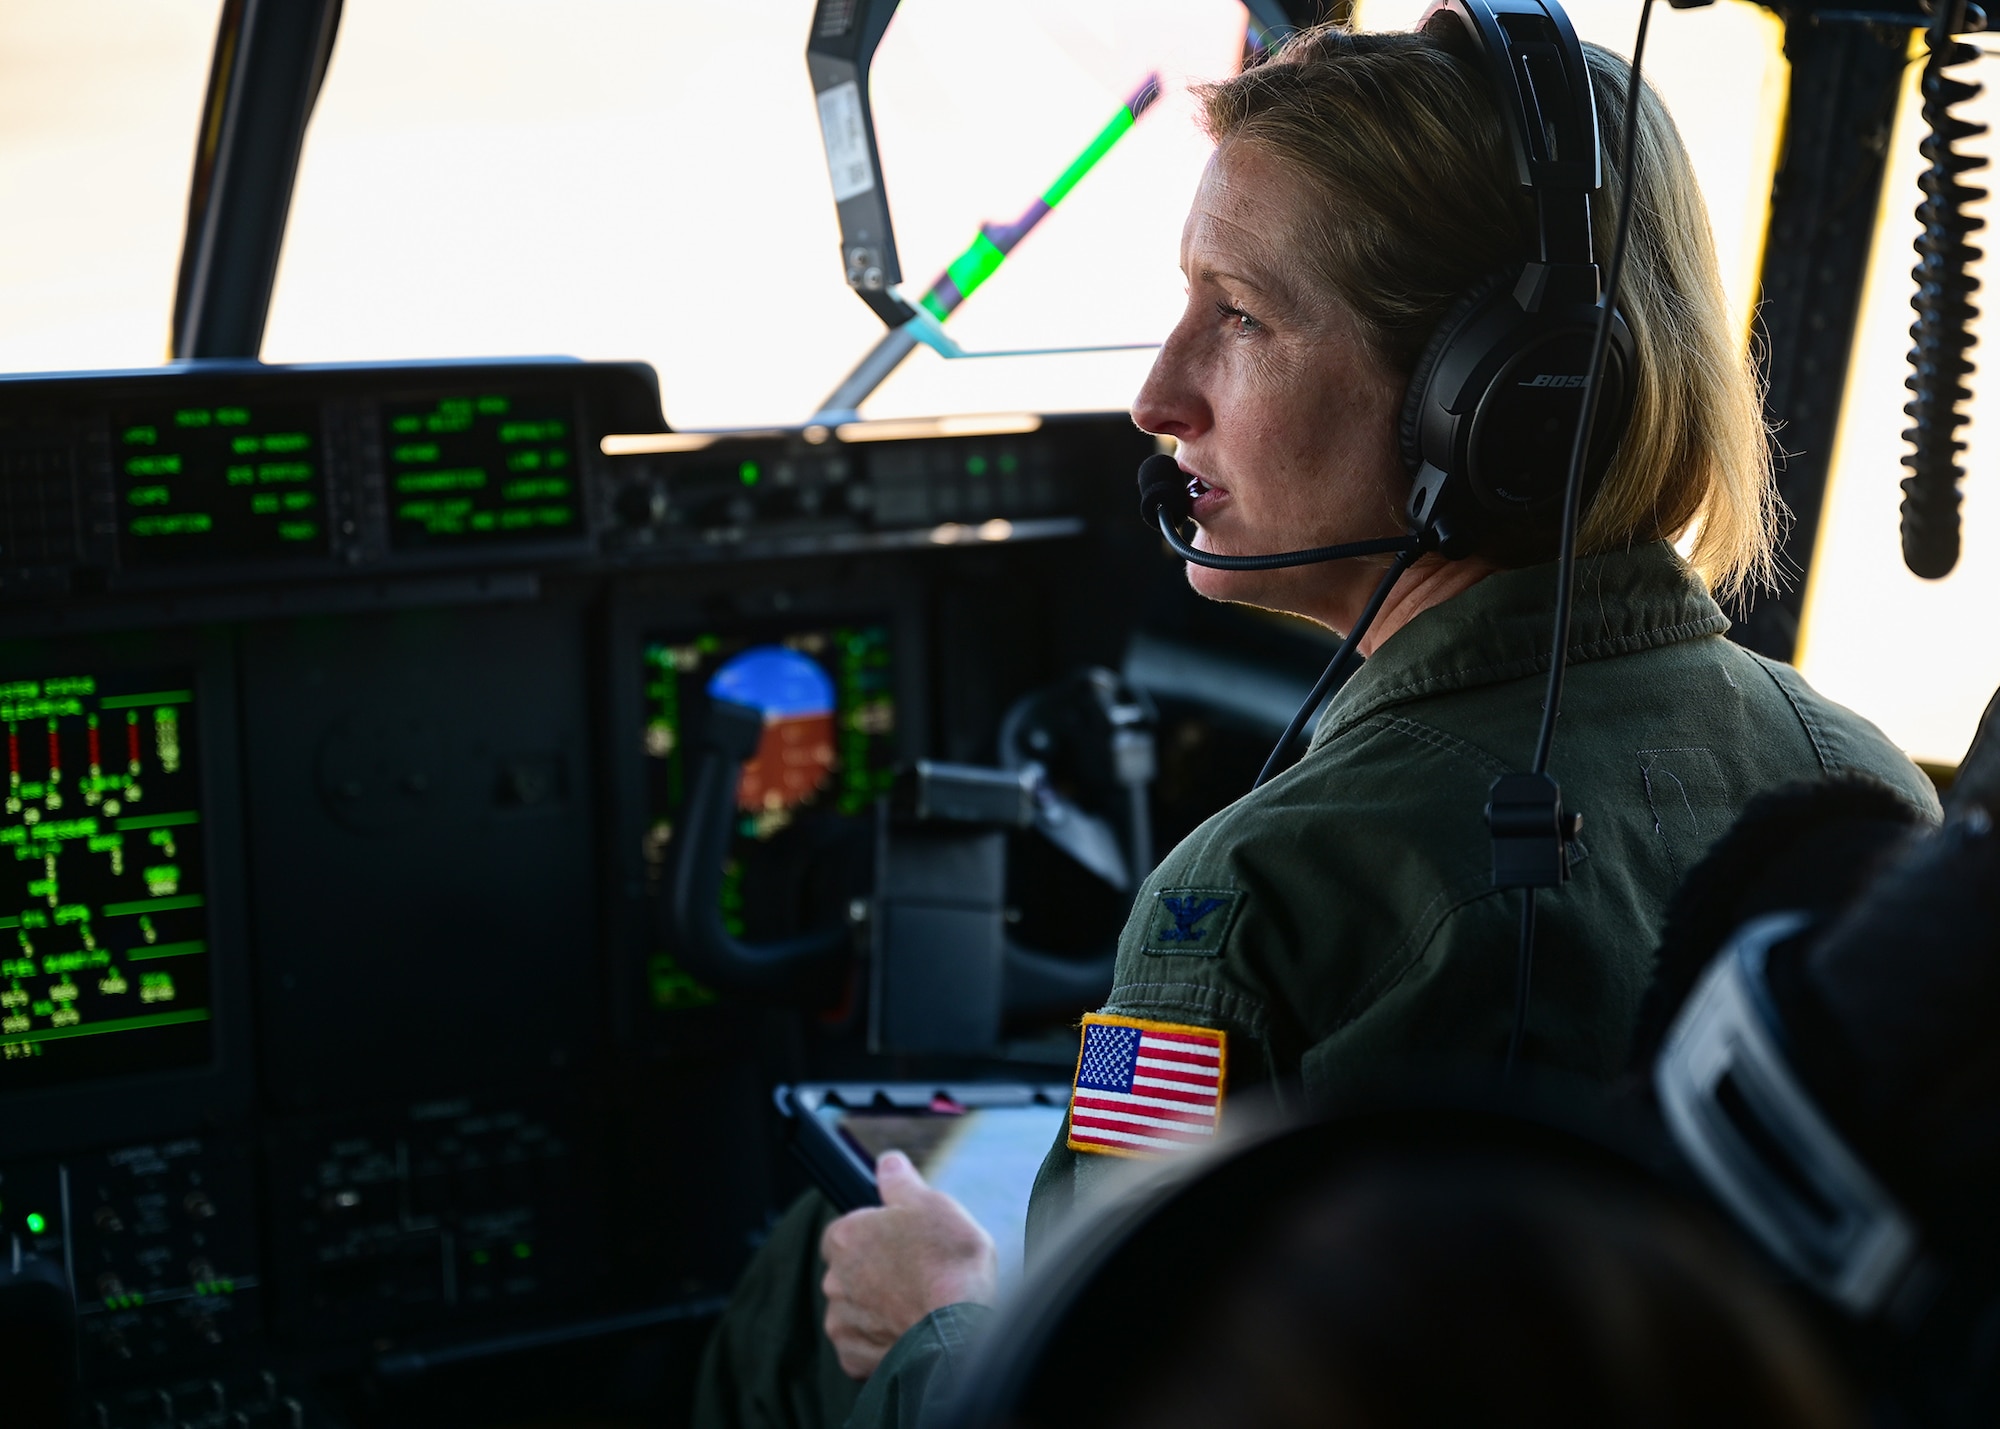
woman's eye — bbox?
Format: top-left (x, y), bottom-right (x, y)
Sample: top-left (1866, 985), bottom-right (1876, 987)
top-left (1216, 302), bottom-right (1261, 336)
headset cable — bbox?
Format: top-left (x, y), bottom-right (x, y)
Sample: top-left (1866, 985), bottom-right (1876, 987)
top-left (1508, 0), bottom-right (1659, 1076)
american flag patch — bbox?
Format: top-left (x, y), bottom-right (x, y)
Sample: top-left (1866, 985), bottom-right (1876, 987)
top-left (1066, 1013), bottom-right (1226, 1158)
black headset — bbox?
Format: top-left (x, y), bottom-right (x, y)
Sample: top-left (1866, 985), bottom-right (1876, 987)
top-left (1138, 0), bottom-right (1637, 569)
top-left (1402, 0), bottom-right (1638, 561)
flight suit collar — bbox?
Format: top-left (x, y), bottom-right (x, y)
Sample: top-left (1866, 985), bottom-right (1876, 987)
top-left (1311, 539), bottom-right (1729, 749)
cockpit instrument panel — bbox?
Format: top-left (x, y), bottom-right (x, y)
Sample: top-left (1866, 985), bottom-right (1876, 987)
top-left (383, 394), bottom-right (582, 550)
top-left (0, 353), bottom-right (1156, 1425)
top-left (114, 406), bottom-right (329, 567)
top-left (0, 670), bottom-right (212, 1091)
top-left (0, 360), bottom-right (661, 597)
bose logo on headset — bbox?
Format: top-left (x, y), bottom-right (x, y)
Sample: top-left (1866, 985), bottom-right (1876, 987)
top-left (1518, 373), bottom-right (1590, 388)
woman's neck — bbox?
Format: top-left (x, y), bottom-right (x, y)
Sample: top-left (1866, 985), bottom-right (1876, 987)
top-left (1355, 555), bottom-right (1502, 657)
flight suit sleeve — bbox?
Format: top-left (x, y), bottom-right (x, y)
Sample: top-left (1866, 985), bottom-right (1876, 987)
top-left (1023, 799), bottom-right (1294, 1264)
top-left (839, 1303), bottom-right (995, 1429)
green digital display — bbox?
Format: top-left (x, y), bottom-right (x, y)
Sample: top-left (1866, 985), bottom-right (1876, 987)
top-left (384, 393), bottom-right (582, 548)
top-left (114, 405), bottom-right (328, 567)
top-left (641, 624), bottom-right (895, 1010)
top-left (0, 671), bottom-right (211, 1091)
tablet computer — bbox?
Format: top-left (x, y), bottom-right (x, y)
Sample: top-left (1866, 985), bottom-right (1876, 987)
top-left (779, 1082), bottom-right (1069, 1283)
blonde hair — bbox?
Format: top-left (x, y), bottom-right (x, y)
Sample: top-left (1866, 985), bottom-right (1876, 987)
top-left (1197, 24), bottom-right (1778, 603)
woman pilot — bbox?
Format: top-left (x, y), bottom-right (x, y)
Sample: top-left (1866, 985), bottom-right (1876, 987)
top-left (696, 17), bottom-right (1938, 1428)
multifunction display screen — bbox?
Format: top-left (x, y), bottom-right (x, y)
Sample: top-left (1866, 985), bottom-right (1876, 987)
top-left (114, 404), bottom-right (327, 566)
top-left (641, 624), bottom-right (895, 1008)
top-left (0, 672), bottom-right (212, 1090)
top-left (384, 393), bottom-right (581, 548)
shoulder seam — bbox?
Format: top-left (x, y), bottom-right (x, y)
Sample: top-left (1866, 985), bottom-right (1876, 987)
top-left (1748, 652), bottom-right (1835, 774)
top-left (1104, 980), bottom-right (1271, 1037)
top-left (1328, 614), bottom-right (1728, 736)
top-left (1366, 714), bottom-right (1514, 778)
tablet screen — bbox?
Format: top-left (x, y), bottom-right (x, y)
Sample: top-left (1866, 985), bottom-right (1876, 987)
top-left (825, 1101), bottom-right (1068, 1283)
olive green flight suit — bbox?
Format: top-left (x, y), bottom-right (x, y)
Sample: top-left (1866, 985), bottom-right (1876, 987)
top-left (693, 541), bottom-right (1938, 1429)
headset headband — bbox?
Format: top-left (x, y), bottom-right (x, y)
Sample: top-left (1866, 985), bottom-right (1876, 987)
top-left (1420, 0), bottom-right (1602, 268)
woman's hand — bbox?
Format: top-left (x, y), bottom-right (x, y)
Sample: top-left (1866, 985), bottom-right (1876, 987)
top-left (819, 1150), bottom-right (999, 1379)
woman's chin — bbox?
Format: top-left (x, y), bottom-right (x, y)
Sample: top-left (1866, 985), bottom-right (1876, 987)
top-left (1186, 561), bottom-right (1284, 611)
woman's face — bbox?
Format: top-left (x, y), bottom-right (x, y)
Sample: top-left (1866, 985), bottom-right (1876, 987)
top-left (1132, 141), bottom-right (1409, 628)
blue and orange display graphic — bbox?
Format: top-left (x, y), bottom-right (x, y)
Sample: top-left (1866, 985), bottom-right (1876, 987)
top-left (641, 626), bottom-right (895, 1009)
top-left (707, 647), bottom-right (841, 817)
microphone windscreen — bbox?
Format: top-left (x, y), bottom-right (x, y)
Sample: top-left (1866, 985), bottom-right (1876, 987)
top-left (1137, 454), bottom-right (1190, 527)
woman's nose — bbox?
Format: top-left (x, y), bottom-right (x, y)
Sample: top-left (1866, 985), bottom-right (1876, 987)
top-left (1132, 325), bottom-right (1210, 442)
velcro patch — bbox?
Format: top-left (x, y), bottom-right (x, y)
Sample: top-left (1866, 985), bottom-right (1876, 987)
top-left (1139, 886), bottom-right (1241, 957)
top-left (1066, 1013), bottom-right (1226, 1158)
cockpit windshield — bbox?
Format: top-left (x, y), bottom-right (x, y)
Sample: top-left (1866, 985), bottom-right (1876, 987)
top-left (0, 2), bottom-right (221, 373)
top-left (259, 0), bottom-right (1243, 430)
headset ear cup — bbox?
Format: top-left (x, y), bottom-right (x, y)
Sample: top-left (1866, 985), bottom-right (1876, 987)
top-left (1398, 271), bottom-right (1519, 476)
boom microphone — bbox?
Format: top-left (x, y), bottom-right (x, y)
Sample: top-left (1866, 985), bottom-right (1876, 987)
top-left (1136, 454), bottom-right (1426, 570)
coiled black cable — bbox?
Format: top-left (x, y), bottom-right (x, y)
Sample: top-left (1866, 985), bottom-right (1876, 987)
top-left (1901, 3), bottom-right (1986, 580)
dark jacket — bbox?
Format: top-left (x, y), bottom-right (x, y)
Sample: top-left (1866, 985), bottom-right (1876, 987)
top-left (1027, 540), bottom-right (1938, 1243)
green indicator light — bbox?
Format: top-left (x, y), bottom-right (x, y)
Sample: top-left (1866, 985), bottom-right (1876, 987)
top-left (965, 455), bottom-right (988, 477)
top-left (390, 415), bottom-right (422, 435)
top-left (127, 940), bottom-right (205, 962)
top-left (394, 468), bottom-right (486, 494)
top-left (111, 807), bottom-right (198, 827)
top-left (914, 75), bottom-right (1157, 326)
top-left (101, 893), bottom-right (205, 917)
top-left (1043, 104), bottom-right (1136, 209)
top-left (498, 419), bottom-right (566, 443)
top-left (512, 1242), bottom-right (532, 1259)
top-left (98, 692), bottom-right (192, 712)
top-left (24, 1212), bottom-right (45, 1234)
top-left (130, 513), bottom-right (212, 538)
top-left (0, 1007), bottom-right (208, 1049)
top-left (939, 232), bottom-right (1007, 312)
top-left (471, 1250), bottom-right (490, 1266)
top-left (501, 478), bottom-right (570, 502)
top-left (739, 461), bottom-right (760, 486)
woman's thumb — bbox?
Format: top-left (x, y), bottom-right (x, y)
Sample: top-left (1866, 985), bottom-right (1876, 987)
top-left (875, 1149), bottom-right (927, 1204)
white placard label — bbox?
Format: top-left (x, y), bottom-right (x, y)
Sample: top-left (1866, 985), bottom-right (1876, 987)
top-left (817, 80), bottom-right (876, 203)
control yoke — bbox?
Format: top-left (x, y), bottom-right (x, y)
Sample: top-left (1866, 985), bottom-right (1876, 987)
top-left (664, 699), bottom-right (854, 1008)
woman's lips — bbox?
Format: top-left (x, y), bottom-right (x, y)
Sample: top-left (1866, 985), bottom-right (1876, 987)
top-left (1185, 470), bottom-right (1230, 523)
